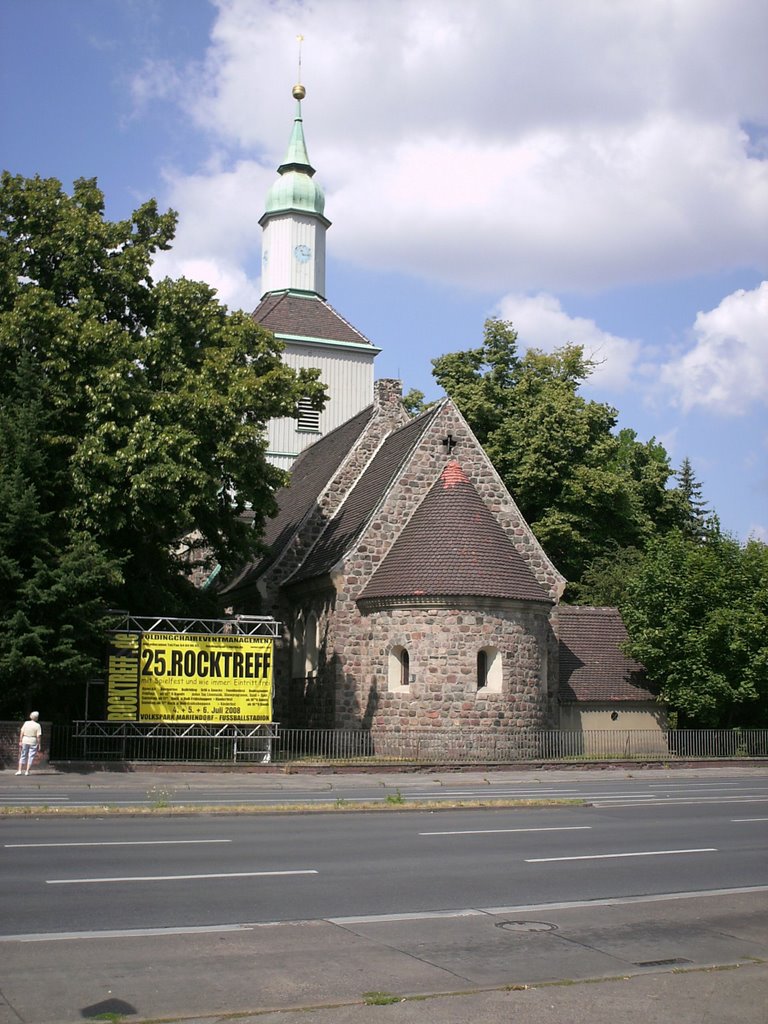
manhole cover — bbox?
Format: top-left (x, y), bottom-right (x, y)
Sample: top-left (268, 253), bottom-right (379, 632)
top-left (496, 920), bottom-right (557, 933)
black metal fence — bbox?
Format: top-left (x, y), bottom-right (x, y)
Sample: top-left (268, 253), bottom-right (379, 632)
top-left (45, 723), bottom-right (768, 765)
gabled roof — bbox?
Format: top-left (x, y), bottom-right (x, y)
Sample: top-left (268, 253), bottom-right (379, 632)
top-left (558, 606), bottom-right (656, 703)
top-left (359, 461), bottom-right (552, 603)
top-left (220, 406), bottom-right (374, 595)
top-left (288, 406), bottom-right (442, 585)
top-left (253, 291), bottom-right (376, 348)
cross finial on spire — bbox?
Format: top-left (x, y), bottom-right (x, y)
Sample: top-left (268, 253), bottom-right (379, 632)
top-left (296, 34), bottom-right (304, 83)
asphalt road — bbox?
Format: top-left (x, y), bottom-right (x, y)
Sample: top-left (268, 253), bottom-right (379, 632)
top-left (2, 782), bottom-right (767, 935)
top-left (1, 767), bottom-right (767, 1023)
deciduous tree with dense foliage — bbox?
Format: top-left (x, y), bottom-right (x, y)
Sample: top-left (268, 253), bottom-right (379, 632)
top-left (621, 529), bottom-right (768, 727)
top-left (0, 173), bottom-right (325, 716)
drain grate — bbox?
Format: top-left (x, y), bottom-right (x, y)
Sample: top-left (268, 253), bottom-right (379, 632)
top-left (496, 921), bottom-right (557, 933)
top-left (632, 957), bottom-right (692, 967)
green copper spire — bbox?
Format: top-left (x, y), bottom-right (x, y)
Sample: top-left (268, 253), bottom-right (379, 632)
top-left (265, 83), bottom-right (327, 217)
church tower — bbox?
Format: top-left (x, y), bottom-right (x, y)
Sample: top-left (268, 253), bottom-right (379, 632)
top-left (259, 83), bottom-right (329, 297)
top-left (254, 83), bottom-right (380, 470)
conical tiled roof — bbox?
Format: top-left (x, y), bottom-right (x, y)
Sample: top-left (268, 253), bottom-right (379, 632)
top-left (359, 461), bottom-right (551, 603)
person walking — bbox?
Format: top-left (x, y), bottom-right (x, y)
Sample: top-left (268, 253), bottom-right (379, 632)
top-left (17, 711), bottom-right (42, 776)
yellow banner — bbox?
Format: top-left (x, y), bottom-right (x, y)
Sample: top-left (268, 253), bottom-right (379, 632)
top-left (138, 632), bottom-right (273, 723)
top-left (106, 631), bottom-right (141, 721)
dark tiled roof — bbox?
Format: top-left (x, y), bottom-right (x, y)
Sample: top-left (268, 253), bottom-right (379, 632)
top-left (558, 606), bottom-right (656, 702)
top-left (220, 406), bottom-right (374, 594)
top-left (289, 407), bottom-right (441, 584)
top-left (359, 461), bottom-right (552, 603)
top-left (253, 292), bottom-right (375, 347)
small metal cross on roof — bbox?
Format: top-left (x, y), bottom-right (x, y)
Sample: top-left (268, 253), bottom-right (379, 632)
top-left (442, 434), bottom-right (457, 454)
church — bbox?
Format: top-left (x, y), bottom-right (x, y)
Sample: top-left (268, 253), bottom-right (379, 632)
top-left (221, 83), bottom-right (664, 738)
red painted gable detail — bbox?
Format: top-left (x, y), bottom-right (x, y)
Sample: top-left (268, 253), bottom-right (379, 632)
top-left (442, 460), bottom-right (469, 488)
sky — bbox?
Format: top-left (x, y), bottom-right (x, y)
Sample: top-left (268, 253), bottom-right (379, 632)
top-left (1, 0), bottom-right (766, 543)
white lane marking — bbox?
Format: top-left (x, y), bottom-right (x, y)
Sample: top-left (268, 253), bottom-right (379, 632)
top-left (481, 884), bottom-right (768, 915)
top-left (646, 782), bottom-right (745, 788)
top-left (419, 826), bottom-right (592, 836)
top-left (731, 817), bottom-right (768, 822)
top-left (3, 883), bottom-right (768, 942)
top-left (526, 848), bottom-right (716, 863)
top-left (0, 924), bottom-right (253, 942)
top-left (6, 839), bottom-right (232, 849)
top-left (330, 884), bottom-right (768, 924)
top-left (328, 908), bottom-right (485, 925)
top-left (593, 796), bottom-right (768, 808)
top-left (0, 797), bottom-right (70, 803)
top-left (47, 869), bottom-right (318, 885)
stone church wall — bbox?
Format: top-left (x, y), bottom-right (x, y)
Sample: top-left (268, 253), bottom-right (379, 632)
top-left (294, 400), bottom-right (562, 730)
top-left (334, 602), bottom-right (554, 730)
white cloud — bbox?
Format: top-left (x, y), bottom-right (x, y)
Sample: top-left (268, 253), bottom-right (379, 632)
top-left (495, 293), bottom-right (641, 392)
top-left (660, 282), bottom-right (768, 414)
top-left (131, 0), bottom-right (768, 296)
top-left (151, 160), bottom-right (270, 310)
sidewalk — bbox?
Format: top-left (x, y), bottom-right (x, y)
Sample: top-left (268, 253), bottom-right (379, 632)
top-left (2, 891), bottom-right (766, 1023)
top-left (173, 965), bottom-right (768, 1024)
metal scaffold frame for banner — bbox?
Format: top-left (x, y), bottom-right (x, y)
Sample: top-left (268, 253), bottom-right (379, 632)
top-left (107, 612), bottom-right (281, 638)
top-left (77, 613), bottom-right (283, 761)
top-left (72, 719), bottom-right (278, 763)
top-left (71, 719), bottom-right (278, 763)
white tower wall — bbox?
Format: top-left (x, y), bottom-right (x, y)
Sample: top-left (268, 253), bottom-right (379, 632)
top-left (261, 213), bottom-right (327, 296)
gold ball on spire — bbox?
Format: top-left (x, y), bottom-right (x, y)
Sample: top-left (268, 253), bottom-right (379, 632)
top-left (292, 83), bottom-right (306, 100)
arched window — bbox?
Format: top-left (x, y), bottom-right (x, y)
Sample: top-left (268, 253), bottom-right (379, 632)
top-left (476, 646), bottom-right (502, 693)
top-left (388, 645), bottom-right (410, 690)
top-left (477, 649), bottom-right (488, 690)
top-left (305, 613), bottom-right (319, 677)
top-left (291, 614), bottom-right (305, 677)
top-left (400, 649), bottom-right (410, 688)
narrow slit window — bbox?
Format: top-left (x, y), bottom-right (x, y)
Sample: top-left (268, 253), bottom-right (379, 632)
top-left (477, 649), bottom-right (488, 690)
top-left (476, 647), bottom-right (502, 692)
top-left (400, 649), bottom-right (410, 688)
top-left (389, 645), bottom-right (410, 689)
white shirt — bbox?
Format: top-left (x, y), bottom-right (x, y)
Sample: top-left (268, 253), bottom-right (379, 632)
top-left (20, 720), bottom-right (42, 745)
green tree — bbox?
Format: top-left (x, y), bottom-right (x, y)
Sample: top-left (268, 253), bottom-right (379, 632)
top-left (432, 319), bottom-right (680, 583)
top-left (672, 456), bottom-right (711, 541)
top-left (621, 529), bottom-right (768, 726)
top-left (0, 173), bottom-right (326, 715)
top-left (571, 544), bottom-right (645, 606)
top-left (0, 353), bottom-right (121, 717)
top-left (401, 388), bottom-right (430, 416)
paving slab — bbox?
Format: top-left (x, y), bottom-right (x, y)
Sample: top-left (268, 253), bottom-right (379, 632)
top-left (184, 964), bottom-right (768, 1024)
top-left (1, 891), bottom-right (766, 1023)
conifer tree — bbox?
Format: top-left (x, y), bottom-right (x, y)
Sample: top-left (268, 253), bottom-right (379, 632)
top-left (674, 456), bottom-right (711, 541)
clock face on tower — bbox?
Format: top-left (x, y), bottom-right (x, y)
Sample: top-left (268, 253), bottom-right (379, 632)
top-left (294, 243), bottom-right (312, 264)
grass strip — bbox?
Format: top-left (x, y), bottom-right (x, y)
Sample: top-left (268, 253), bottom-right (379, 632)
top-left (0, 797), bottom-right (584, 817)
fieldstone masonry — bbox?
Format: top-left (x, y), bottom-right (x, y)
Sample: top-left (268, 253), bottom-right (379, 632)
top-left (252, 389), bottom-right (566, 731)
